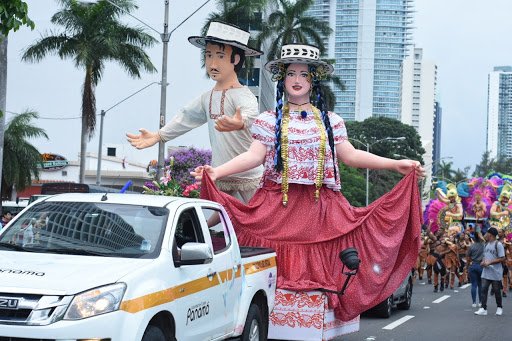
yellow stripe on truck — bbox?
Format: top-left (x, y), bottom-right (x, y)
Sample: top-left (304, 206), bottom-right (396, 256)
top-left (244, 256), bottom-right (277, 275)
top-left (120, 256), bottom-right (276, 314)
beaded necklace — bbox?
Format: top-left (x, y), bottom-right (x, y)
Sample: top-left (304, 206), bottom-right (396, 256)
top-left (280, 103), bottom-right (326, 206)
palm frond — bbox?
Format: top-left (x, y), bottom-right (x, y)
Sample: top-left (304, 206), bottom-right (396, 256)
top-left (21, 35), bottom-right (71, 62)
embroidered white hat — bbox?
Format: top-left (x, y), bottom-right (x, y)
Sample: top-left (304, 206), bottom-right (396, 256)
top-left (264, 43), bottom-right (334, 75)
top-left (188, 21), bottom-right (263, 56)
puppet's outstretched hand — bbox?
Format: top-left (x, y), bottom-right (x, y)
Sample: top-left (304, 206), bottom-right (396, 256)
top-left (126, 128), bottom-right (160, 149)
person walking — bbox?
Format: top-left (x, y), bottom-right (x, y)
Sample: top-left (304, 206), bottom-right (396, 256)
top-left (475, 227), bottom-right (506, 316)
top-left (467, 232), bottom-right (484, 307)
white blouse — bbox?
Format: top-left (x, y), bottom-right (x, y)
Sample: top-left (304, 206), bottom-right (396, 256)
top-left (252, 110), bottom-right (347, 191)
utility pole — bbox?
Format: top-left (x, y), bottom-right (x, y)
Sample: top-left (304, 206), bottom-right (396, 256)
top-left (157, 0), bottom-right (170, 180)
top-left (0, 36), bottom-right (8, 203)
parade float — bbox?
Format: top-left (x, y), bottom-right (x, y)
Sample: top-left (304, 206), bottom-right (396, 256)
top-left (423, 172), bottom-right (512, 234)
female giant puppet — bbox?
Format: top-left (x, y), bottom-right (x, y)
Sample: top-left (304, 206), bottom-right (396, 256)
top-left (193, 44), bottom-right (424, 321)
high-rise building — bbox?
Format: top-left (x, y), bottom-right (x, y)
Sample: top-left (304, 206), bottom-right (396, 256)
top-left (307, 0), bottom-right (414, 121)
top-left (486, 66), bottom-right (512, 159)
top-left (433, 101), bottom-right (442, 175)
top-left (401, 47), bottom-right (438, 195)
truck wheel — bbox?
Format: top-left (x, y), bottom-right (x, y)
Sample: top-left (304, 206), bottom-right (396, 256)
top-left (241, 303), bottom-right (265, 341)
top-left (141, 325), bottom-right (167, 341)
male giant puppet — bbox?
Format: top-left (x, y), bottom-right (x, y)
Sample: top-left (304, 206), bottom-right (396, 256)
top-left (127, 22), bottom-right (263, 202)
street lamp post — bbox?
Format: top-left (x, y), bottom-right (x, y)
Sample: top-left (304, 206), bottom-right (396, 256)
top-left (349, 136), bottom-right (406, 206)
top-left (83, 0), bottom-right (212, 179)
top-left (96, 82), bottom-right (160, 185)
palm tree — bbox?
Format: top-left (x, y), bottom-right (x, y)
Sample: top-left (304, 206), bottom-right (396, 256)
top-left (202, 0), bottom-right (269, 34)
top-left (321, 73), bottom-right (345, 111)
top-left (2, 110), bottom-right (48, 198)
top-left (255, 0), bottom-right (332, 63)
top-left (436, 160), bottom-right (456, 182)
top-left (21, 0), bottom-right (157, 183)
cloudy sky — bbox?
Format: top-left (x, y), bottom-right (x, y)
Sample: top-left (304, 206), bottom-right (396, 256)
top-left (6, 0), bottom-right (512, 172)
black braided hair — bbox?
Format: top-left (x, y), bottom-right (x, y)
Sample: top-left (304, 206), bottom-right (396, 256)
top-left (274, 78), bottom-right (285, 172)
top-left (312, 71), bottom-right (337, 181)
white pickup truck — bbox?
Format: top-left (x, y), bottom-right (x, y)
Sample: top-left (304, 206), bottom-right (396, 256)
top-left (0, 193), bottom-right (277, 341)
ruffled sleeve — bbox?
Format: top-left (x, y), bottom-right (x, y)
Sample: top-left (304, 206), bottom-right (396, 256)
top-left (251, 111), bottom-right (276, 146)
top-left (328, 111), bottom-right (348, 144)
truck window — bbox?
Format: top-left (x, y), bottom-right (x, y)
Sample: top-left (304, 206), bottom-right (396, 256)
top-left (0, 201), bottom-right (168, 259)
top-left (202, 208), bottom-right (231, 254)
top-left (174, 208), bottom-right (204, 248)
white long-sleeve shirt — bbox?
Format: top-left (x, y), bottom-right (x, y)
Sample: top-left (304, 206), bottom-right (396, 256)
top-left (159, 86), bottom-right (263, 191)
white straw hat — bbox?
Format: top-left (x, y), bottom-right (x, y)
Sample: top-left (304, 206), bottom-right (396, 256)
top-left (265, 44), bottom-right (334, 76)
top-left (188, 21), bottom-right (263, 56)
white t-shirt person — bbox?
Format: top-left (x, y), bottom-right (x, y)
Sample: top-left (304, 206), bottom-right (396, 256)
top-left (481, 240), bottom-right (505, 281)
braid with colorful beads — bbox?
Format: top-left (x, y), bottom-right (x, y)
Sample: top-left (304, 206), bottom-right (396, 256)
top-left (274, 78), bottom-right (285, 172)
top-left (312, 72), bottom-right (337, 181)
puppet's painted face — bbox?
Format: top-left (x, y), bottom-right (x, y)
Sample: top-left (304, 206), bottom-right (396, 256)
top-left (284, 63), bottom-right (311, 100)
top-left (205, 42), bottom-right (238, 82)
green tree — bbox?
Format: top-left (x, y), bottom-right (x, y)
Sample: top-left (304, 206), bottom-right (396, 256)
top-left (0, 0), bottom-right (35, 38)
top-left (320, 71), bottom-right (345, 112)
top-left (339, 162), bottom-right (366, 207)
top-left (473, 151), bottom-right (494, 178)
top-left (202, 0), bottom-right (269, 34)
top-left (21, 0), bottom-right (157, 183)
top-left (344, 117), bottom-right (425, 203)
top-left (256, 0), bottom-right (332, 63)
top-left (492, 156), bottom-right (512, 175)
top-left (453, 167), bottom-right (470, 183)
top-left (2, 110), bottom-right (48, 198)
top-left (435, 160), bottom-right (455, 181)
top-left (1, 0), bottom-right (35, 205)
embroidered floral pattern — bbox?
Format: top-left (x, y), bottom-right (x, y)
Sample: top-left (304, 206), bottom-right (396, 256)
top-left (252, 111), bottom-right (346, 191)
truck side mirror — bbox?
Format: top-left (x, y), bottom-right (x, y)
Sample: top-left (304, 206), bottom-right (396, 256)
top-left (175, 242), bottom-right (213, 267)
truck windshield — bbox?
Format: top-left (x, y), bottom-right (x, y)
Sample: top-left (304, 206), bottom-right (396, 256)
top-left (0, 201), bottom-right (168, 259)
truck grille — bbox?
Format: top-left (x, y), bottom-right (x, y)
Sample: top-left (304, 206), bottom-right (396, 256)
top-left (0, 292), bottom-right (72, 326)
top-left (0, 308), bottom-right (32, 320)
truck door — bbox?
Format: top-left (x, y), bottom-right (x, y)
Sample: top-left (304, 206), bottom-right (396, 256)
top-left (171, 206), bottom-right (225, 340)
top-left (200, 206), bottom-right (243, 335)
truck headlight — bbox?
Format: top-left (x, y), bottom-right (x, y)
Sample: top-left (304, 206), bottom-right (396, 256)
top-left (64, 283), bottom-right (126, 320)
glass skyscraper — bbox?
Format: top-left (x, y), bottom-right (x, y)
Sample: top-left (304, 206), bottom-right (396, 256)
top-left (307, 0), bottom-right (414, 121)
top-left (487, 66), bottom-right (512, 159)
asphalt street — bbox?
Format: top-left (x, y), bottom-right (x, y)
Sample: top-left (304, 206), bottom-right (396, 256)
top-left (341, 277), bottom-right (512, 341)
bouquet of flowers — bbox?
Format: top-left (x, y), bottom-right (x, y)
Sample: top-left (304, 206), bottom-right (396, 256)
top-left (143, 147), bottom-right (211, 198)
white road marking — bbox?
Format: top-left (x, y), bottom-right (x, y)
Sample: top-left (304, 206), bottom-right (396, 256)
top-left (420, 282), bottom-right (426, 285)
top-left (423, 306), bottom-right (430, 309)
top-left (454, 290), bottom-right (459, 293)
top-left (365, 337), bottom-right (376, 341)
top-left (433, 295), bottom-right (450, 303)
top-left (382, 315), bottom-right (415, 330)
top-left (461, 283), bottom-right (471, 289)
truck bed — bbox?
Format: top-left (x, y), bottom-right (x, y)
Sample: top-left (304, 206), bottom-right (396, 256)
top-left (240, 246), bottom-right (275, 258)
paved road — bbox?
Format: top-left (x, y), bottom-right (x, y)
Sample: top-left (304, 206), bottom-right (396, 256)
top-left (340, 278), bottom-right (511, 341)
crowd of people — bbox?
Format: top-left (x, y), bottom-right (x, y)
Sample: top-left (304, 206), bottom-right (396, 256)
top-left (420, 179), bottom-right (512, 316)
